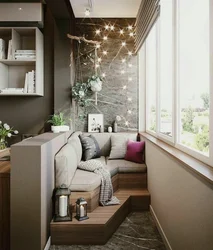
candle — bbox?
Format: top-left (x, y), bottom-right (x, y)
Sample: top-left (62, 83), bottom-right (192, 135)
top-left (80, 205), bottom-right (84, 217)
top-left (59, 195), bottom-right (67, 217)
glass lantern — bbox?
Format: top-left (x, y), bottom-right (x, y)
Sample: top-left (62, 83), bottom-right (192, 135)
top-left (75, 197), bottom-right (89, 221)
top-left (54, 184), bottom-right (72, 222)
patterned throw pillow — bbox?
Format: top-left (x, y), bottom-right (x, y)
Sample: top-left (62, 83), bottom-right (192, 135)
top-left (79, 134), bottom-right (101, 161)
top-left (108, 134), bottom-right (129, 159)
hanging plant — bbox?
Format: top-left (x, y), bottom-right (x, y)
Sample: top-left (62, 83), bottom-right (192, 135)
top-left (87, 75), bottom-right (103, 92)
top-left (72, 82), bottom-right (92, 107)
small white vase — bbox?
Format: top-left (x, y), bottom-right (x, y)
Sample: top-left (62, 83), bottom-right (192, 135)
top-left (51, 125), bottom-right (69, 133)
top-left (108, 126), bottom-right (112, 133)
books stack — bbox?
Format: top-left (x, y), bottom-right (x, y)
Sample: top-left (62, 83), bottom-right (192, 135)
top-left (0, 38), bottom-right (6, 59)
top-left (0, 88), bottom-right (24, 94)
top-left (7, 40), bottom-right (12, 59)
top-left (15, 50), bottom-right (36, 60)
top-left (24, 70), bottom-right (35, 93)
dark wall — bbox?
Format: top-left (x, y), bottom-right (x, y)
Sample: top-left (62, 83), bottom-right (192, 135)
top-left (0, 6), bottom-right (54, 145)
top-left (69, 18), bottom-right (138, 132)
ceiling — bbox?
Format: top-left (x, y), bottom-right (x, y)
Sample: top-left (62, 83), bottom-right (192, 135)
top-left (69, 0), bottom-right (141, 18)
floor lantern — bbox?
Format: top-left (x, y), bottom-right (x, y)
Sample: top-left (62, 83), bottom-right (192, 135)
top-left (75, 197), bottom-right (89, 221)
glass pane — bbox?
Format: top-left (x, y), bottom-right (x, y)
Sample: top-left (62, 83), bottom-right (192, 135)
top-left (178, 0), bottom-right (210, 155)
top-left (159, 0), bottom-right (173, 137)
top-left (146, 23), bottom-right (157, 132)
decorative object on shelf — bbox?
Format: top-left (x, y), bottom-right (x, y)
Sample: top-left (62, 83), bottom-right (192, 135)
top-left (53, 184), bottom-right (72, 222)
top-left (108, 126), bottom-right (112, 133)
top-left (47, 113), bottom-right (70, 133)
top-left (0, 120), bottom-right (18, 150)
top-left (75, 197), bottom-right (89, 221)
top-left (113, 115), bottom-right (121, 133)
top-left (88, 113), bottom-right (104, 132)
top-left (88, 75), bottom-right (102, 105)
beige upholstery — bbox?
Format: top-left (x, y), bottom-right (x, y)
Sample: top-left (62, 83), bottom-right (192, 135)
top-left (95, 156), bottom-right (106, 165)
top-left (55, 143), bottom-right (78, 188)
top-left (106, 157), bottom-right (147, 173)
top-left (70, 169), bottom-right (101, 192)
top-left (67, 132), bottom-right (82, 164)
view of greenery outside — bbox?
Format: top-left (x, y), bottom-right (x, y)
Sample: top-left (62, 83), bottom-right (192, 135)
top-left (180, 93), bottom-right (209, 155)
top-left (149, 106), bottom-right (156, 132)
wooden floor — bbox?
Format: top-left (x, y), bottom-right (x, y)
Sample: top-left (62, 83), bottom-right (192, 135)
top-left (51, 188), bottom-right (150, 245)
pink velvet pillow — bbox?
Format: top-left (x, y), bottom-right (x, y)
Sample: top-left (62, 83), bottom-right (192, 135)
top-left (124, 140), bottom-right (145, 163)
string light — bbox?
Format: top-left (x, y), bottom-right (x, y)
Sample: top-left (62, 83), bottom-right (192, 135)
top-left (121, 70), bottom-right (125, 74)
top-left (128, 77), bottom-right (132, 81)
top-left (95, 64), bottom-right (100, 68)
top-left (103, 50), bottom-right (108, 55)
top-left (95, 29), bottom-right (101, 35)
top-left (123, 85), bottom-right (127, 90)
top-left (128, 51), bottom-right (133, 56)
top-left (105, 25), bottom-right (109, 30)
top-left (125, 121), bottom-right (129, 126)
top-left (128, 110), bottom-right (132, 114)
top-left (102, 73), bottom-right (106, 77)
top-left (128, 63), bottom-right (132, 68)
top-left (96, 44), bottom-right (101, 49)
top-left (122, 58), bottom-right (126, 63)
top-left (85, 8), bottom-right (90, 17)
top-left (128, 97), bottom-right (132, 102)
top-left (122, 41), bottom-right (126, 47)
top-left (97, 57), bottom-right (102, 62)
top-left (120, 29), bottom-right (124, 35)
top-left (103, 36), bottom-right (108, 40)
top-left (129, 32), bottom-right (134, 37)
top-left (128, 25), bottom-right (133, 30)
top-left (110, 25), bottom-right (115, 31)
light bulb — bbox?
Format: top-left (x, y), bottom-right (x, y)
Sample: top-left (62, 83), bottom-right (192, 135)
top-left (103, 36), bottom-right (108, 40)
top-left (123, 85), bottom-right (127, 90)
top-left (102, 73), bottom-right (106, 77)
top-left (97, 58), bottom-right (102, 62)
top-left (95, 64), bottom-right (100, 68)
top-left (128, 77), bottom-right (132, 81)
top-left (125, 121), bottom-right (129, 126)
top-left (96, 44), bottom-right (101, 49)
top-left (128, 63), bottom-right (132, 68)
top-left (121, 70), bottom-right (125, 74)
top-left (128, 51), bottom-right (132, 56)
top-left (110, 25), bottom-right (115, 31)
top-left (128, 110), bottom-right (132, 114)
top-left (95, 29), bottom-right (101, 35)
top-left (122, 42), bottom-right (126, 47)
top-left (105, 25), bottom-right (109, 30)
top-left (128, 25), bottom-right (133, 30)
top-left (103, 50), bottom-right (108, 55)
top-left (85, 8), bottom-right (90, 17)
top-left (129, 32), bottom-right (134, 37)
top-left (128, 97), bottom-right (132, 102)
top-left (120, 29), bottom-right (124, 35)
top-left (122, 58), bottom-right (126, 63)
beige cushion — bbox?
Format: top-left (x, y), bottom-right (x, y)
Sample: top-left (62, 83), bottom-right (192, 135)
top-left (106, 157), bottom-right (147, 173)
top-left (109, 134), bottom-right (138, 159)
top-left (96, 156), bottom-right (106, 165)
top-left (67, 133), bottom-right (82, 164)
top-left (70, 169), bottom-right (101, 192)
top-left (55, 143), bottom-right (78, 188)
top-left (105, 164), bottom-right (118, 177)
top-left (83, 133), bottom-right (111, 156)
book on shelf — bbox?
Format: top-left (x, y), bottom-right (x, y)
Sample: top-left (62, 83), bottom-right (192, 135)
top-left (14, 49), bottom-right (36, 60)
top-left (7, 40), bottom-right (12, 60)
top-left (0, 88), bottom-right (24, 94)
top-left (25, 70), bottom-right (35, 93)
top-left (0, 38), bottom-right (6, 59)
top-left (15, 50), bottom-right (35, 54)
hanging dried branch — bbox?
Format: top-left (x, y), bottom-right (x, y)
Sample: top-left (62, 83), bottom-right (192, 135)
top-left (67, 34), bottom-right (100, 45)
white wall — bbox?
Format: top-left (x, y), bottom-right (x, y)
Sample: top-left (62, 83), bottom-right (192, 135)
top-left (143, 137), bottom-right (213, 250)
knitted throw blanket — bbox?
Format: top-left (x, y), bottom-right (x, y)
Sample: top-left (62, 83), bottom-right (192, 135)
top-left (78, 159), bottom-right (120, 206)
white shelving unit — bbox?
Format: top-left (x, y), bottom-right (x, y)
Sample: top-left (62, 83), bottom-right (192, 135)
top-left (0, 27), bottom-right (43, 96)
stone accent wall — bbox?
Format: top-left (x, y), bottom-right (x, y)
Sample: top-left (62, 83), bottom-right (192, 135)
top-left (73, 18), bottom-right (138, 132)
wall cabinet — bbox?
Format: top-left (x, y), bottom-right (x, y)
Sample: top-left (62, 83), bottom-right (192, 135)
top-left (0, 27), bottom-right (43, 96)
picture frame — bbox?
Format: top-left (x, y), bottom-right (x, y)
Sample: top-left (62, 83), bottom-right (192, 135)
top-left (88, 114), bottom-right (104, 133)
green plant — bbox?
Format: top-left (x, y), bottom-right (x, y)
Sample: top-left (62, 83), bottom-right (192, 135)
top-left (47, 113), bottom-right (66, 126)
top-left (0, 121), bottom-right (18, 150)
top-left (181, 106), bottom-right (195, 133)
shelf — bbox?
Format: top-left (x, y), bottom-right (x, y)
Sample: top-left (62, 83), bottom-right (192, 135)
top-left (0, 92), bottom-right (43, 96)
top-left (0, 59), bottom-right (36, 66)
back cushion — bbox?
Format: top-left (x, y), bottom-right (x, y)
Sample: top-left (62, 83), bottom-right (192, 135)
top-left (55, 143), bottom-right (78, 188)
top-left (83, 133), bottom-right (111, 156)
top-left (67, 131), bottom-right (82, 164)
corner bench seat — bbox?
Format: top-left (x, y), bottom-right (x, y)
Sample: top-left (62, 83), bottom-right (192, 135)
top-left (55, 131), bottom-right (147, 212)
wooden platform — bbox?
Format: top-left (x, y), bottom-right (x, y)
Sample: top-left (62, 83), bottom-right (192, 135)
top-left (51, 188), bottom-right (150, 245)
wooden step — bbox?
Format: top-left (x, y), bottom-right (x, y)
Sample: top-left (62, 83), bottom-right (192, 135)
top-left (50, 188), bottom-right (150, 245)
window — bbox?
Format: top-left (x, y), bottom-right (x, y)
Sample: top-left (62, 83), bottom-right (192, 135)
top-left (141, 0), bottom-right (212, 165)
top-left (146, 23), bottom-right (157, 133)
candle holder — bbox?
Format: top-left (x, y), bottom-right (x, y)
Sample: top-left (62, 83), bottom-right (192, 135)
top-left (75, 197), bottom-right (89, 221)
top-left (53, 184), bottom-right (72, 222)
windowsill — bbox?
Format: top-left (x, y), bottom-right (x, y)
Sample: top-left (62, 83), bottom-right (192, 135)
top-left (139, 132), bottom-right (213, 186)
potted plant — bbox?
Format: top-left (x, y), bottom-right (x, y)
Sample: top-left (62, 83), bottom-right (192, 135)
top-left (47, 113), bottom-right (70, 133)
top-left (0, 121), bottom-right (18, 150)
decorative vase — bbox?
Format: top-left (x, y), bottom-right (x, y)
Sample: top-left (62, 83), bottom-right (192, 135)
top-left (0, 138), bottom-right (7, 150)
top-left (108, 126), bottom-right (112, 133)
top-left (51, 125), bottom-right (70, 133)
top-left (113, 121), bottom-right (117, 133)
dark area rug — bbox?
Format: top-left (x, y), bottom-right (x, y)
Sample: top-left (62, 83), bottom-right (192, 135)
top-left (50, 211), bottom-right (166, 250)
